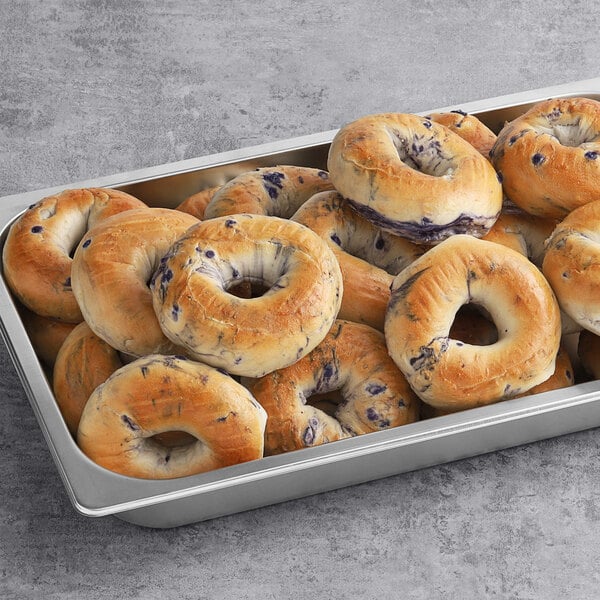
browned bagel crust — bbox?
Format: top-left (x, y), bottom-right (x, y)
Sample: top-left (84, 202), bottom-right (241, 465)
top-left (2, 188), bottom-right (147, 322)
top-left (203, 166), bottom-right (334, 220)
top-left (175, 185), bottom-right (221, 219)
top-left (151, 214), bottom-right (343, 377)
top-left (542, 200), bottom-right (600, 335)
top-left (71, 207), bottom-right (199, 356)
top-left (427, 111), bottom-right (497, 157)
top-left (77, 355), bottom-right (267, 479)
top-left (422, 344), bottom-right (574, 418)
top-left (385, 235), bottom-right (561, 411)
top-left (489, 97), bottom-right (600, 219)
top-left (292, 190), bottom-right (424, 331)
top-left (249, 320), bottom-right (420, 455)
top-left (327, 112), bottom-right (503, 244)
top-left (53, 321), bottom-right (123, 435)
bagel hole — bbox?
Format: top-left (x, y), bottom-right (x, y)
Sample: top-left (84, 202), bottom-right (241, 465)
top-left (305, 389), bottom-right (345, 417)
top-left (151, 430), bottom-right (197, 448)
top-left (450, 304), bottom-right (498, 346)
top-left (227, 279), bottom-right (271, 298)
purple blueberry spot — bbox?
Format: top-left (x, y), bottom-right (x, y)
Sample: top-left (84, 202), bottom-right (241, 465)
top-left (531, 153), bottom-right (545, 166)
top-left (141, 366), bottom-right (149, 377)
top-left (422, 119), bottom-right (432, 129)
top-left (63, 277), bottom-right (71, 288)
top-left (451, 109), bottom-right (467, 116)
top-left (171, 303), bottom-right (180, 321)
top-left (205, 250), bottom-right (215, 258)
top-left (584, 151), bottom-right (598, 160)
top-left (375, 235), bottom-right (385, 250)
top-left (82, 238), bottom-right (91, 248)
top-left (31, 225), bottom-right (43, 233)
top-left (225, 219), bottom-right (237, 227)
top-left (330, 233), bottom-right (342, 246)
top-left (496, 171), bottom-right (503, 184)
top-left (121, 415), bottom-right (140, 431)
top-left (318, 170), bottom-right (328, 179)
top-left (366, 383), bottom-right (386, 395)
top-left (303, 425), bottom-right (315, 445)
top-left (298, 175), bottom-right (304, 184)
top-left (366, 407), bottom-right (379, 421)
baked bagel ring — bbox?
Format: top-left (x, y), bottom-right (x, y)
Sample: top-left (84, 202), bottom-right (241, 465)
top-left (203, 166), bottom-right (334, 220)
top-left (327, 112), bottom-right (503, 244)
top-left (542, 200), bottom-right (600, 335)
top-left (385, 234), bottom-right (561, 411)
top-left (490, 97), bottom-right (600, 219)
top-left (249, 320), bottom-right (420, 455)
top-left (77, 355), bottom-right (267, 479)
top-left (175, 185), bottom-right (221, 219)
top-left (292, 190), bottom-right (424, 330)
top-left (427, 110), bottom-right (497, 157)
top-left (2, 187), bottom-right (146, 322)
top-left (151, 214), bottom-right (343, 377)
top-left (53, 321), bottom-right (123, 435)
top-left (71, 207), bottom-right (199, 356)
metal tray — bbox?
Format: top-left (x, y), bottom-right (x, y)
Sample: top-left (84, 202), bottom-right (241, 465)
top-left (2, 78), bottom-right (600, 529)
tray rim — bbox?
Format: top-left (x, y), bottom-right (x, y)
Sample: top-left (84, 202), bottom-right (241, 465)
top-left (3, 75), bottom-right (600, 522)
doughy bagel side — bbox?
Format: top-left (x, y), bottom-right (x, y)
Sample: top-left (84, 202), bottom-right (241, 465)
top-left (542, 199), bottom-right (600, 334)
top-left (77, 355), bottom-right (267, 479)
top-left (292, 190), bottom-right (424, 331)
top-left (385, 234), bottom-right (561, 410)
top-left (250, 320), bottom-right (420, 455)
top-left (490, 97), bottom-right (600, 219)
top-left (427, 111), bottom-right (497, 157)
top-left (53, 321), bottom-right (123, 435)
top-left (203, 166), bottom-right (334, 220)
top-left (2, 188), bottom-right (146, 322)
top-left (71, 207), bottom-right (199, 356)
top-left (151, 214), bottom-right (343, 378)
top-left (327, 112), bottom-right (503, 244)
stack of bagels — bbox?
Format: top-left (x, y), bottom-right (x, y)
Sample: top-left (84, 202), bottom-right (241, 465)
top-left (5, 96), bottom-right (600, 480)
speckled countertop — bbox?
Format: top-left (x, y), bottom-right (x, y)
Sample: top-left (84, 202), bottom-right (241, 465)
top-left (3, 2), bottom-right (600, 598)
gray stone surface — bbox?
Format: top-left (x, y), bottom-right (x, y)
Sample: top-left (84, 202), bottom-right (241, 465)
top-left (2, 1), bottom-right (600, 598)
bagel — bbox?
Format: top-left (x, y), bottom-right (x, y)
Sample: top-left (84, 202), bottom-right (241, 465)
top-left (203, 166), bottom-right (334, 220)
top-left (427, 110), bottom-right (497, 157)
top-left (542, 199), bottom-right (600, 335)
top-left (2, 187), bottom-right (146, 322)
top-left (71, 207), bottom-right (199, 356)
top-left (151, 214), bottom-right (343, 377)
top-left (489, 97), bottom-right (600, 219)
top-left (249, 320), bottom-right (420, 455)
top-left (175, 185), bottom-right (221, 219)
top-left (385, 234), bottom-right (561, 411)
top-left (77, 355), bottom-right (267, 479)
top-left (578, 329), bottom-right (600, 379)
top-left (327, 112), bottom-right (503, 244)
top-left (292, 190), bottom-right (424, 330)
top-left (53, 321), bottom-right (123, 435)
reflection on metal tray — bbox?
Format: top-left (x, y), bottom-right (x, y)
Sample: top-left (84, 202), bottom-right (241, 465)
top-left (1, 78), bottom-right (600, 528)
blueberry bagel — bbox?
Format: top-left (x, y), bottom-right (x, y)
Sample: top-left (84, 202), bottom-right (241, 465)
top-left (71, 207), bottom-right (199, 356)
top-left (203, 165), bottom-right (334, 220)
top-left (327, 112), bottom-right (502, 245)
top-left (249, 320), bottom-right (420, 455)
top-left (3, 187), bottom-right (146, 322)
top-left (490, 97), bottom-right (600, 218)
top-left (151, 214), bottom-right (343, 378)
top-left (385, 234), bottom-right (561, 411)
top-left (77, 355), bottom-right (267, 479)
